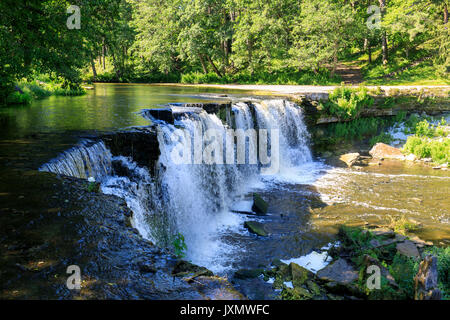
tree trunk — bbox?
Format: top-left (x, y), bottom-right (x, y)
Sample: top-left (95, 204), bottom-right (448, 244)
top-left (206, 54), bottom-right (222, 77)
top-left (90, 58), bottom-right (97, 81)
top-left (199, 54), bottom-right (208, 74)
top-left (102, 40), bottom-right (106, 70)
top-left (111, 51), bottom-right (121, 81)
top-left (379, 0), bottom-right (388, 65)
top-left (445, 4), bottom-right (448, 24)
top-left (331, 42), bottom-right (338, 77)
top-left (368, 44), bottom-right (372, 64)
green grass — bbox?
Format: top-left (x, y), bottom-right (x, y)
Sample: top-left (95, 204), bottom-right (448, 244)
top-left (357, 46), bottom-right (449, 85)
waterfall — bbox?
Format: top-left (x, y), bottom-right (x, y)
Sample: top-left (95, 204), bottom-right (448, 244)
top-left (39, 140), bottom-right (112, 181)
top-left (39, 99), bottom-right (314, 272)
top-left (253, 100), bottom-right (312, 170)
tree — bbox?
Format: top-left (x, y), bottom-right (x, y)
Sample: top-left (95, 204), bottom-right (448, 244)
top-left (0, 0), bottom-right (90, 103)
top-left (290, 0), bottom-right (357, 75)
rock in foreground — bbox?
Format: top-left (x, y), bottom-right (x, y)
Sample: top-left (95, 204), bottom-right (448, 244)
top-left (369, 143), bottom-right (405, 160)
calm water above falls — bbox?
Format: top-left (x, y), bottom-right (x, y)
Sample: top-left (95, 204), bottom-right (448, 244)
top-left (1, 84), bottom-right (449, 276)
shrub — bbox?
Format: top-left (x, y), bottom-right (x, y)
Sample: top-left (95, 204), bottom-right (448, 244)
top-left (403, 136), bottom-right (449, 164)
top-left (388, 215), bottom-right (420, 235)
top-left (6, 91), bottom-right (32, 105)
top-left (370, 133), bottom-right (394, 146)
top-left (322, 86), bottom-right (374, 120)
top-left (172, 233), bottom-right (187, 259)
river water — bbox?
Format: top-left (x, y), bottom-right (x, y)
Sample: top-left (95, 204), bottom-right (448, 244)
top-left (1, 83), bottom-right (449, 277)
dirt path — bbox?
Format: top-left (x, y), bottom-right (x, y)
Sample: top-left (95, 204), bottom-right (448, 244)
top-left (335, 63), bottom-right (364, 84)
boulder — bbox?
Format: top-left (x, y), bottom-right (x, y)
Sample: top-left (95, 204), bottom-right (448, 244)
top-left (234, 268), bottom-right (264, 280)
top-left (316, 259), bottom-right (358, 285)
top-left (244, 221), bottom-right (268, 236)
top-left (371, 228), bottom-right (395, 238)
top-left (396, 240), bottom-right (420, 258)
top-left (414, 255), bottom-right (442, 300)
top-left (409, 236), bottom-right (433, 248)
top-left (289, 262), bottom-right (314, 287)
top-left (252, 193), bottom-right (268, 215)
top-left (369, 143), bottom-right (405, 160)
top-left (405, 153), bottom-right (417, 161)
top-left (339, 153), bottom-right (360, 167)
top-left (172, 260), bottom-right (213, 277)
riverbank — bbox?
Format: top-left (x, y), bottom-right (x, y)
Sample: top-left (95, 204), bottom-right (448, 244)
top-left (2, 79), bottom-right (87, 106)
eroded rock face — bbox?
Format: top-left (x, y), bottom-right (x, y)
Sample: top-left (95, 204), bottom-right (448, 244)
top-left (102, 129), bottom-right (160, 175)
top-left (369, 143), bottom-right (405, 160)
top-left (339, 153), bottom-right (360, 167)
top-left (414, 255), bottom-right (442, 300)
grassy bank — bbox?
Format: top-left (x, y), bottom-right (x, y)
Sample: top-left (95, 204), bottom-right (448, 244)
top-left (3, 76), bottom-right (86, 106)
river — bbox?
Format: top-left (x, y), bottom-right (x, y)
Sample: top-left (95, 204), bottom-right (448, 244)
top-left (1, 83), bottom-right (448, 287)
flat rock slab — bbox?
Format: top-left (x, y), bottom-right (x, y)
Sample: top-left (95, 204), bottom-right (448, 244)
top-left (339, 153), bottom-right (360, 167)
top-left (371, 228), bottom-right (395, 238)
top-left (316, 259), bottom-right (358, 285)
top-left (396, 240), bottom-right (420, 258)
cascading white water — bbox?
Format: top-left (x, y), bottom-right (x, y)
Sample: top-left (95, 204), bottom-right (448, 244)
top-left (253, 100), bottom-right (312, 169)
top-left (39, 140), bottom-right (112, 181)
top-left (39, 99), bottom-right (315, 273)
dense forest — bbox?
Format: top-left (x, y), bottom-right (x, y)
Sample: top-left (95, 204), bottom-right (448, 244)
top-left (1, 0), bottom-right (449, 104)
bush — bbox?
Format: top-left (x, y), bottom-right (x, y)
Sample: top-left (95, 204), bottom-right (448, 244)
top-left (6, 91), bottom-right (32, 105)
top-left (403, 136), bottom-right (449, 164)
top-left (321, 86), bottom-right (374, 120)
top-left (370, 132), bottom-right (394, 146)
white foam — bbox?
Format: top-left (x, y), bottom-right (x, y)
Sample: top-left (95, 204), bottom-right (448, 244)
top-left (280, 243), bottom-right (336, 273)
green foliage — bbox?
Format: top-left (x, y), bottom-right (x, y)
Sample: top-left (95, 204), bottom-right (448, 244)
top-left (86, 181), bottom-right (99, 193)
top-left (370, 133), bottom-right (394, 147)
top-left (403, 136), bottom-right (450, 164)
top-left (180, 69), bottom-right (341, 85)
top-left (289, 0), bottom-right (357, 73)
top-left (389, 253), bottom-right (419, 298)
top-left (172, 233), bottom-right (187, 259)
top-left (5, 91), bottom-right (33, 105)
top-left (321, 86), bottom-right (374, 120)
top-left (388, 215), bottom-right (420, 235)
